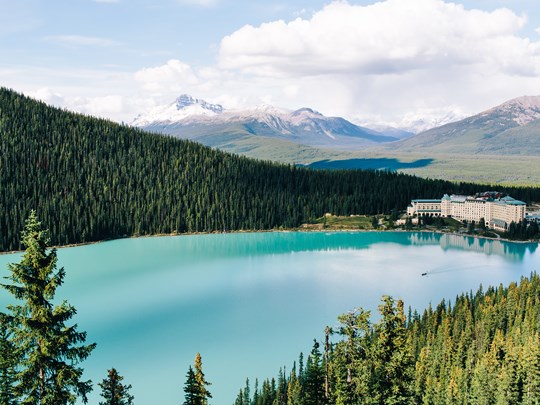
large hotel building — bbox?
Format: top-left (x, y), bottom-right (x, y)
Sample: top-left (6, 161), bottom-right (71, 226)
top-left (406, 192), bottom-right (526, 231)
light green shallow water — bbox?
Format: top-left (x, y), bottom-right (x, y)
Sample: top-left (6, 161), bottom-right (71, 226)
top-left (0, 231), bottom-right (538, 404)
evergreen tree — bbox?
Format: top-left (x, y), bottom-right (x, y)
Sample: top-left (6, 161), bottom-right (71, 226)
top-left (479, 217), bottom-right (486, 231)
top-left (185, 353), bottom-right (212, 405)
top-left (243, 378), bottom-right (250, 405)
top-left (1, 211), bottom-right (95, 404)
top-left (183, 366), bottom-right (199, 405)
top-left (371, 297), bottom-right (413, 404)
top-left (286, 368), bottom-right (302, 405)
top-left (193, 353), bottom-right (212, 405)
top-left (0, 314), bottom-right (17, 405)
top-left (98, 368), bottom-right (134, 405)
top-left (334, 308), bottom-right (370, 403)
top-left (303, 341), bottom-right (324, 405)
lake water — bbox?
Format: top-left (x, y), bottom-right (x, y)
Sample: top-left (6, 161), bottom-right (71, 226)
top-left (0, 231), bottom-right (538, 405)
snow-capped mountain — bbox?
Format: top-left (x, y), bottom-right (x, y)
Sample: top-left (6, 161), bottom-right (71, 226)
top-left (131, 95), bottom-right (223, 127)
top-left (391, 95), bottom-right (540, 155)
top-left (132, 95), bottom-right (399, 150)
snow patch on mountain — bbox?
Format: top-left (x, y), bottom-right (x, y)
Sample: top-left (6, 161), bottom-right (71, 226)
top-left (131, 94), bottom-right (223, 127)
top-left (132, 95), bottom-right (399, 148)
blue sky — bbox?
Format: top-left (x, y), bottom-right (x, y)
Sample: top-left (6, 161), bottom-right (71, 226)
top-left (2, 0), bottom-right (540, 128)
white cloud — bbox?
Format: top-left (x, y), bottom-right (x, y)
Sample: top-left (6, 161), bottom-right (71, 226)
top-left (45, 35), bottom-right (122, 47)
top-left (219, 0), bottom-right (539, 77)
top-left (12, 0), bottom-right (540, 131)
top-left (29, 88), bottom-right (65, 107)
top-left (134, 59), bottom-right (199, 92)
top-left (209, 0), bottom-right (540, 127)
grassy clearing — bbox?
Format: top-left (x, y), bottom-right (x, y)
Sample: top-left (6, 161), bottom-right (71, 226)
top-left (302, 214), bottom-right (391, 230)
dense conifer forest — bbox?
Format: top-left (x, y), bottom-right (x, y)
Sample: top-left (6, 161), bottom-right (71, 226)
top-left (234, 274), bottom-right (540, 405)
top-left (2, 87), bottom-right (540, 252)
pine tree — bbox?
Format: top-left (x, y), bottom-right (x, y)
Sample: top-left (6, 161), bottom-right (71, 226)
top-left (183, 366), bottom-right (199, 405)
top-left (334, 308), bottom-right (371, 403)
top-left (372, 296), bottom-right (413, 404)
top-left (243, 378), bottom-right (250, 405)
top-left (303, 341), bottom-right (324, 405)
top-left (194, 353), bottom-right (212, 405)
top-left (0, 314), bottom-right (17, 405)
top-left (1, 211), bottom-right (95, 404)
top-left (184, 353), bottom-right (212, 405)
top-left (98, 368), bottom-right (134, 405)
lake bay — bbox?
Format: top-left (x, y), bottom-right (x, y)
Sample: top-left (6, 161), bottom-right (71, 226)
top-left (0, 231), bottom-right (538, 404)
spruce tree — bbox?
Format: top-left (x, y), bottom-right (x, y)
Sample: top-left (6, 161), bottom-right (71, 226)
top-left (303, 341), bottom-right (324, 405)
top-left (184, 353), bottom-right (212, 405)
top-left (98, 368), bottom-right (134, 405)
top-left (372, 296), bottom-right (413, 404)
top-left (194, 353), bottom-right (212, 405)
top-left (183, 366), bottom-right (199, 405)
top-left (0, 314), bottom-right (17, 404)
top-left (1, 211), bottom-right (95, 404)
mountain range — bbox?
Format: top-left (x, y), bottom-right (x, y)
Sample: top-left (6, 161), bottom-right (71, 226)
top-left (132, 95), bottom-right (407, 151)
top-left (133, 94), bottom-right (540, 159)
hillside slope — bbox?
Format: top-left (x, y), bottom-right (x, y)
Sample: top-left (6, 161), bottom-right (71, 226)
top-left (0, 88), bottom-right (480, 251)
top-left (2, 88), bottom-right (539, 251)
top-left (391, 96), bottom-right (540, 154)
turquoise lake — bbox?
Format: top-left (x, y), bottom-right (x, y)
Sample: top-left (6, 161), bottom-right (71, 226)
top-left (0, 231), bottom-right (539, 404)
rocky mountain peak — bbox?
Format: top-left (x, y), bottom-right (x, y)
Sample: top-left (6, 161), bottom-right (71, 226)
top-left (488, 95), bottom-right (540, 126)
top-left (174, 94), bottom-right (223, 114)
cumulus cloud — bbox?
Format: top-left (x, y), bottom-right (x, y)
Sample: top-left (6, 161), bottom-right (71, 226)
top-left (210, 0), bottom-right (540, 128)
top-left (17, 0), bottom-right (540, 131)
top-left (219, 0), bottom-right (539, 77)
top-left (134, 59), bottom-right (199, 92)
top-left (29, 88), bottom-right (66, 107)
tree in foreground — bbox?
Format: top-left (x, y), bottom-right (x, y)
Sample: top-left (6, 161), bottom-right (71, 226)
top-left (98, 368), bottom-right (134, 405)
top-left (0, 314), bottom-right (17, 404)
top-left (183, 353), bottom-right (212, 405)
top-left (1, 211), bottom-right (96, 404)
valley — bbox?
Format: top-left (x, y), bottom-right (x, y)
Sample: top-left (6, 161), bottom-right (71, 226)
top-left (133, 94), bottom-right (540, 185)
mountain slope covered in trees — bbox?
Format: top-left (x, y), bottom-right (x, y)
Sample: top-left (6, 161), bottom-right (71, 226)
top-left (1, 87), bottom-right (540, 252)
top-left (235, 273), bottom-right (540, 404)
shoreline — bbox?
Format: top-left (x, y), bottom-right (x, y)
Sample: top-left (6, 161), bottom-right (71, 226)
top-left (1, 226), bottom-right (537, 256)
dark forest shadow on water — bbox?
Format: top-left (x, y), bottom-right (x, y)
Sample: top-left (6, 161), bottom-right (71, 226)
top-left (305, 157), bottom-right (434, 171)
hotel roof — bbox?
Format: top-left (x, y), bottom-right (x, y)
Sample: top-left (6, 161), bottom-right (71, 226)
top-left (412, 199), bottom-right (441, 203)
top-left (496, 196), bottom-right (526, 206)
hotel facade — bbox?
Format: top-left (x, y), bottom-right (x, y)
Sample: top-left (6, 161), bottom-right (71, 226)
top-left (406, 193), bottom-right (526, 231)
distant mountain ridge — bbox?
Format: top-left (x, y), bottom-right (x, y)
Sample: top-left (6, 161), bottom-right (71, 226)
top-left (132, 95), bottom-right (400, 150)
top-left (390, 95), bottom-right (540, 155)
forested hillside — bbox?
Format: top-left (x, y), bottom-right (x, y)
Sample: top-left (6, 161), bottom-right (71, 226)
top-left (235, 274), bottom-right (540, 404)
top-left (1, 87), bottom-right (540, 252)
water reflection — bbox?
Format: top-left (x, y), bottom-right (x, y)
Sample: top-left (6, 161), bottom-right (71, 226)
top-left (407, 232), bottom-right (537, 261)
